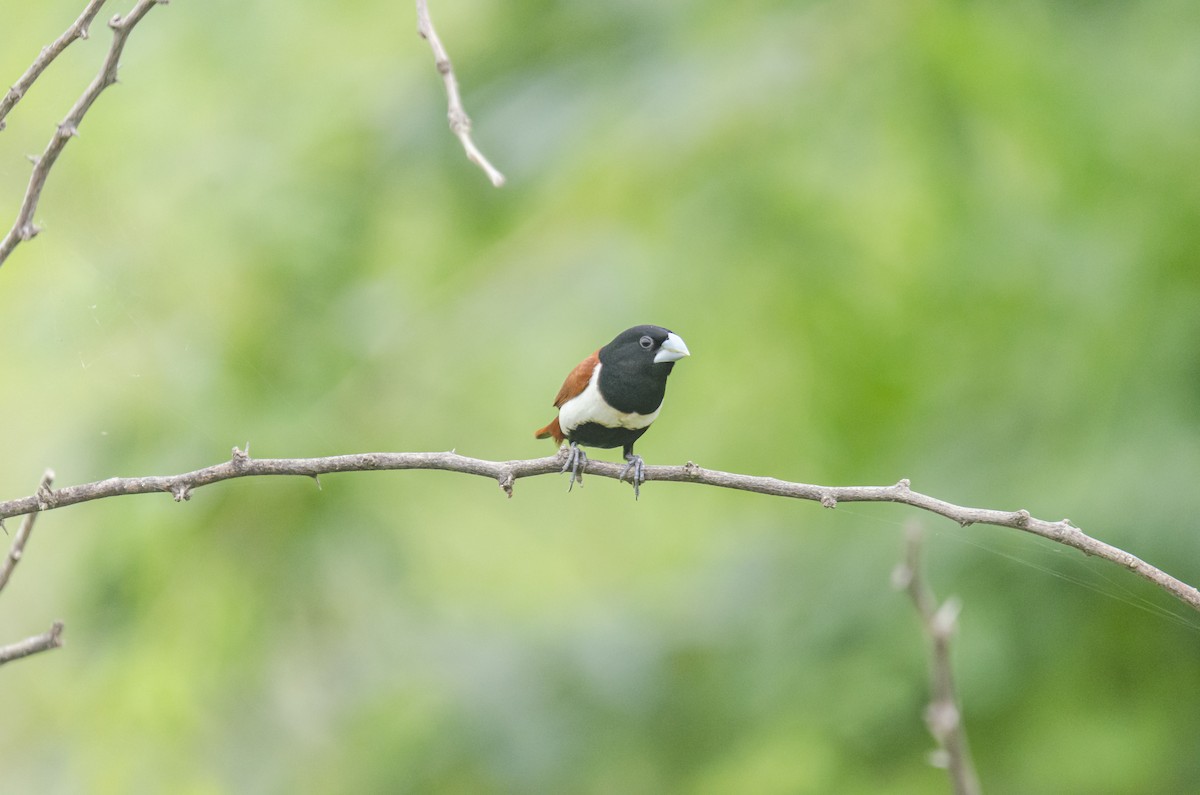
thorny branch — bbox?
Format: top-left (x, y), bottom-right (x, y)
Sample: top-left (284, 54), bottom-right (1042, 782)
top-left (0, 471), bottom-right (65, 666)
top-left (1, 447), bottom-right (1198, 615)
top-left (416, 0), bottom-right (506, 187)
top-left (0, 0), bottom-right (168, 268)
top-left (894, 526), bottom-right (982, 795)
top-left (0, 0), bottom-right (110, 130)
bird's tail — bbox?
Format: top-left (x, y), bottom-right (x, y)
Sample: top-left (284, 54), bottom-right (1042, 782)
top-left (534, 417), bottom-right (565, 443)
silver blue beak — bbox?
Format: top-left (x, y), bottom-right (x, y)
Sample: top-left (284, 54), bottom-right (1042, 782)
top-left (654, 332), bottom-right (691, 363)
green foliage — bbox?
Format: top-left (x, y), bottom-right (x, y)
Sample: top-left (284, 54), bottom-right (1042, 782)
top-left (2, 0), bottom-right (1199, 791)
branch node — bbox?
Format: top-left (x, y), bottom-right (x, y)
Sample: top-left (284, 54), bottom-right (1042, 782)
top-left (820, 492), bottom-right (837, 509)
top-left (924, 700), bottom-right (962, 741)
top-left (231, 446), bottom-right (250, 468)
top-left (895, 477), bottom-right (912, 491)
top-left (311, 474), bottom-right (321, 491)
top-left (498, 470), bottom-right (515, 498)
top-left (35, 472), bottom-right (56, 511)
top-left (931, 596), bottom-right (961, 638)
top-left (1014, 509), bottom-right (1031, 527)
top-left (170, 483), bottom-right (191, 502)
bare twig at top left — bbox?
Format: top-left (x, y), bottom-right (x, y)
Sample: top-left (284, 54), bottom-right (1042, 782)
top-left (0, 0), bottom-right (169, 270)
top-left (416, 0), bottom-right (506, 187)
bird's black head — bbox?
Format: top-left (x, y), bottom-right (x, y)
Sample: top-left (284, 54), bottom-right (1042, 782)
top-left (601, 325), bottom-right (690, 370)
top-left (597, 325), bottom-right (690, 414)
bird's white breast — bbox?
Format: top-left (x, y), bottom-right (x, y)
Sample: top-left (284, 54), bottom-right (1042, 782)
top-left (558, 362), bottom-right (661, 434)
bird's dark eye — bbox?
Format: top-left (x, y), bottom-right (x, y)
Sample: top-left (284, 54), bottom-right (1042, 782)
top-left (639, 335), bottom-right (654, 349)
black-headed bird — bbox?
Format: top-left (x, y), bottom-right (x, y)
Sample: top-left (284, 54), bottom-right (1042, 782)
top-left (535, 325), bottom-right (690, 498)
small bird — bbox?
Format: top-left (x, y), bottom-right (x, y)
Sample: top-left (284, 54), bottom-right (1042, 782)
top-left (535, 325), bottom-right (690, 498)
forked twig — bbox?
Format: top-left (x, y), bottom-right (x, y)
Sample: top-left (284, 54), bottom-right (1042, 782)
top-left (0, 0), bottom-right (168, 268)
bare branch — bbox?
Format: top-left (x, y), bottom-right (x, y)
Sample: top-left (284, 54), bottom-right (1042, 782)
top-left (0, 470), bottom-right (55, 594)
top-left (0, 0), bottom-right (111, 131)
top-left (0, 448), bottom-right (1196, 614)
top-left (894, 527), bottom-right (982, 795)
top-left (0, 622), bottom-right (65, 667)
top-left (415, 0), bottom-right (506, 187)
top-left (0, 0), bottom-right (168, 269)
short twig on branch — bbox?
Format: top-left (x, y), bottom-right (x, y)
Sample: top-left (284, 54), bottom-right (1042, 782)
top-left (415, 0), bottom-right (506, 187)
top-left (0, 448), bottom-right (1197, 615)
top-left (0, 470), bottom-right (55, 593)
top-left (0, 471), bottom-right (65, 667)
top-left (0, 0), bottom-right (168, 268)
top-left (894, 526), bottom-right (982, 795)
top-left (0, 0), bottom-right (110, 130)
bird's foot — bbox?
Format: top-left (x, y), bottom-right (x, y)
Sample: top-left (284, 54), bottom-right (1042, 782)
top-left (561, 443), bottom-right (588, 492)
top-left (619, 453), bottom-right (646, 500)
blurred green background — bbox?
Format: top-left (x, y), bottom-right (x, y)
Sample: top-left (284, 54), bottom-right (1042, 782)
top-left (3, 0), bottom-right (1200, 792)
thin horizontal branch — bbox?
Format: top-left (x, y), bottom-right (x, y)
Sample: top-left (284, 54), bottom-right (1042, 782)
top-left (0, 470), bottom-right (55, 594)
top-left (0, 622), bottom-right (65, 666)
top-left (415, 0), bottom-right (506, 187)
top-left (0, 448), bottom-right (1196, 614)
top-left (894, 527), bottom-right (981, 795)
top-left (0, 0), bottom-right (167, 269)
top-left (0, 0), bottom-right (110, 130)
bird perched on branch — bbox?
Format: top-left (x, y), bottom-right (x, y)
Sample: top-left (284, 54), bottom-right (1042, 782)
top-left (534, 325), bottom-right (690, 498)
